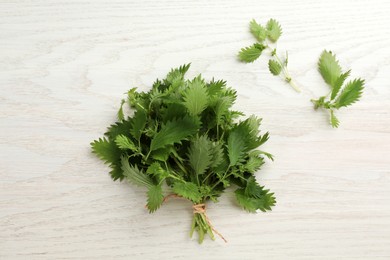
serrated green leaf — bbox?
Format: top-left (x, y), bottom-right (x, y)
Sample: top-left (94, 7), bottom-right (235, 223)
top-left (165, 63), bottom-right (191, 85)
top-left (207, 79), bottom-right (227, 97)
top-left (210, 142), bottom-right (224, 168)
top-left (91, 137), bottom-right (122, 165)
top-left (121, 156), bottom-right (153, 188)
top-left (214, 96), bottom-right (234, 126)
top-left (235, 179), bottom-right (276, 213)
top-left (108, 164), bottom-right (124, 181)
top-left (335, 78), bottom-right (364, 108)
top-left (115, 134), bottom-right (138, 151)
top-left (330, 110), bottom-right (340, 128)
top-left (227, 127), bottom-right (247, 166)
top-left (130, 109), bottom-right (147, 142)
top-left (318, 50), bottom-right (342, 87)
top-left (183, 76), bottom-right (209, 116)
top-left (146, 184), bottom-right (164, 213)
top-left (244, 151), bottom-right (265, 173)
top-left (331, 70), bottom-right (351, 100)
top-left (161, 103), bottom-right (187, 123)
top-left (117, 99), bottom-right (125, 121)
top-left (249, 19), bottom-right (267, 42)
top-left (266, 19), bottom-right (282, 42)
top-left (188, 135), bottom-right (213, 175)
top-left (268, 59), bottom-right (282, 76)
top-left (257, 150), bottom-right (274, 161)
top-left (150, 116), bottom-right (200, 152)
top-left (147, 162), bottom-right (169, 181)
top-left (151, 147), bottom-right (172, 162)
top-left (238, 43), bottom-right (265, 63)
top-left (172, 181), bottom-right (202, 203)
top-left (105, 119), bottom-right (133, 141)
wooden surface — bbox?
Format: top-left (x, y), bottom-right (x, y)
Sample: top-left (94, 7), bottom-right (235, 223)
top-left (1, 0), bottom-right (390, 259)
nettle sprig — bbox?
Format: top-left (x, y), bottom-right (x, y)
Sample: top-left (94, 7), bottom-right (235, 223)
top-left (311, 51), bottom-right (364, 127)
top-left (91, 64), bottom-right (275, 243)
top-left (238, 19), bottom-right (300, 92)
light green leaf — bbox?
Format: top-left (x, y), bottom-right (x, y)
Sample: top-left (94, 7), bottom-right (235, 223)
top-left (210, 142), bottom-right (224, 168)
top-left (330, 110), bottom-right (340, 128)
top-left (238, 43), bottom-right (265, 63)
top-left (150, 116), bottom-right (200, 152)
top-left (183, 76), bottom-right (209, 116)
top-left (331, 70), bottom-right (351, 100)
top-left (335, 78), bottom-right (364, 108)
top-left (117, 99), bottom-right (125, 121)
top-left (249, 19), bottom-right (267, 42)
top-left (165, 63), bottom-right (191, 85)
top-left (214, 96), bottom-right (234, 126)
top-left (268, 59), bottom-right (282, 76)
top-left (172, 181), bottom-right (202, 203)
top-left (227, 127), bottom-right (247, 166)
top-left (235, 179), bottom-right (276, 213)
top-left (146, 184), bottom-right (164, 213)
top-left (266, 19), bottom-right (282, 42)
top-left (115, 135), bottom-right (138, 151)
top-left (244, 150), bottom-right (265, 173)
top-left (318, 50), bottom-right (342, 87)
top-left (121, 156), bottom-right (153, 188)
top-left (147, 162), bottom-right (169, 181)
top-left (188, 135), bottom-right (213, 175)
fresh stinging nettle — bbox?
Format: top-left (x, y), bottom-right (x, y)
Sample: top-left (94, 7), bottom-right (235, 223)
top-left (91, 64), bottom-right (275, 243)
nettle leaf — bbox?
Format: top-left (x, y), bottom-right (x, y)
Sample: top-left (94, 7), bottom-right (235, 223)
top-left (130, 109), bottom-right (147, 141)
top-left (235, 178), bottom-right (276, 213)
top-left (214, 96), bottom-right (234, 125)
top-left (249, 19), bottom-right (267, 42)
top-left (172, 181), bottom-right (202, 203)
top-left (244, 150), bottom-right (265, 173)
top-left (330, 110), bottom-right (340, 128)
top-left (121, 156), bottom-right (153, 188)
top-left (318, 50), bottom-right (342, 87)
top-left (210, 142), bottom-right (224, 168)
top-left (266, 19), bottom-right (282, 42)
top-left (165, 63), bottom-right (191, 85)
top-left (117, 99), bottom-right (125, 121)
top-left (91, 137), bottom-right (122, 165)
top-left (268, 59), bottom-right (282, 76)
top-left (183, 76), bottom-right (209, 116)
top-left (335, 78), bottom-right (364, 108)
top-left (238, 43), bottom-right (265, 63)
top-left (227, 127), bottom-right (247, 166)
top-left (331, 70), bottom-right (351, 100)
top-left (207, 79), bottom-right (227, 97)
top-left (115, 135), bottom-right (138, 151)
top-left (105, 119), bottom-right (133, 141)
top-left (150, 116), bottom-right (200, 152)
top-left (147, 162), bottom-right (169, 181)
top-left (187, 135), bottom-right (213, 175)
top-left (146, 184), bottom-right (164, 213)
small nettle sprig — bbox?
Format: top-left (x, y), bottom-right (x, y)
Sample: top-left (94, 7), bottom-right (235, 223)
top-left (238, 19), bottom-right (300, 92)
top-left (312, 51), bottom-right (364, 128)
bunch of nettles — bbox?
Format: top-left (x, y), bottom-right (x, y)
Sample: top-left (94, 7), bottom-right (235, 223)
top-left (238, 18), bottom-right (300, 92)
top-left (91, 64), bottom-right (275, 243)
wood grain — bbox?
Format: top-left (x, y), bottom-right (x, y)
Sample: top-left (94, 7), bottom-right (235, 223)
top-left (1, 0), bottom-right (390, 259)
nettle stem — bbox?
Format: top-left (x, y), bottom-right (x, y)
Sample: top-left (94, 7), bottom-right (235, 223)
top-left (268, 47), bottom-right (301, 92)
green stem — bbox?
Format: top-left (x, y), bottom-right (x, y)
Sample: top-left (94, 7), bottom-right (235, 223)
top-left (266, 45), bottom-right (301, 93)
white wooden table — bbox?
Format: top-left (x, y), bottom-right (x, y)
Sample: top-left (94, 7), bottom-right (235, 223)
top-left (1, 0), bottom-right (390, 259)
